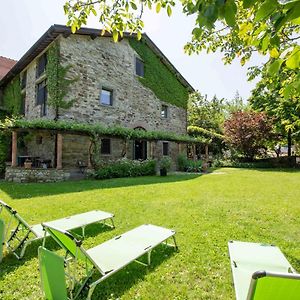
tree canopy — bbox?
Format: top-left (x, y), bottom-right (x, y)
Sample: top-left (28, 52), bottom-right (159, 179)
top-left (64, 0), bottom-right (300, 99)
top-left (224, 110), bottom-right (273, 160)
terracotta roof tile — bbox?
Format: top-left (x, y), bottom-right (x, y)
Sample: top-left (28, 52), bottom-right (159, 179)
top-left (0, 56), bottom-right (17, 80)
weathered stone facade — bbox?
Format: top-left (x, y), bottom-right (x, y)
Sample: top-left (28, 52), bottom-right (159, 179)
top-left (5, 167), bottom-right (70, 183)
top-left (22, 35), bottom-right (187, 135)
top-left (5, 29), bottom-right (190, 181)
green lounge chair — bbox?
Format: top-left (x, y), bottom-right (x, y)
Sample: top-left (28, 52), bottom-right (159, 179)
top-left (0, 219), bottom-right (4, 262)
top-left (40, 223), bottom-right (178, 300)
top-left (0, 199), bottom-right (114, 260)
top-left (228, 240), bottom-right (300, 300)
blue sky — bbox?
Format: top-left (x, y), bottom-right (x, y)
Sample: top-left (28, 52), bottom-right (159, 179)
top-left (0, 0), bottom-right (265, 101)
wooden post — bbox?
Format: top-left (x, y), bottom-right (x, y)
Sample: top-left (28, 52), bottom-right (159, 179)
top-left (56, 133), bottom-right (63, 170)
top-left (205, 144), bottom-right (209, 161)
top-left (11, 131), bottom-right (17, 167)
top-left (193, 144), bottom-right (196, 161)
top-left (88, 139), bottom-right (92, 168)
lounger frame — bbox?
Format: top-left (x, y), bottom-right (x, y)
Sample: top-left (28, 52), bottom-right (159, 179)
top-left (0, 199), bottom-right (114, 260)
top-left (41, 224), bottom-right (178, 300)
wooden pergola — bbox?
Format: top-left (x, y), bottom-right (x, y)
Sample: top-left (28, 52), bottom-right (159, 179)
top-left (10, 127), bottom-right (203, 170)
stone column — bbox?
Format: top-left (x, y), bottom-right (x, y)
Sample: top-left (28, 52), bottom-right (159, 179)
top-left (56, 133), bottom-right (63, 170)
top-left (11, 131), bottom-right (17, 167)
top-left (88, 139), bottom-right (92, 168)
top-left (150, 141), bottom-right (154, 159)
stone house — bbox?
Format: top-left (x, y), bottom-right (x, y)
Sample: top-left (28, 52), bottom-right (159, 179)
top-left (0, 25), bottom-right (194, 181)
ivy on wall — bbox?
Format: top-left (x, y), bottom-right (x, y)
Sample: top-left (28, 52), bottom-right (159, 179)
top-left (129, 38), bottom-right (189, 109)
top-left (46, 41), bottom-right (77, 120)
top-left (2, 118), bottom-right (210, 144)
top-left (0, 110), bottom-right (10, 176)
top-left (2, 76), bottom-right (22, 115)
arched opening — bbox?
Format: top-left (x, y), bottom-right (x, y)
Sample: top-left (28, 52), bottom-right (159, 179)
top-left (133, 127), bottom-right (147, 160)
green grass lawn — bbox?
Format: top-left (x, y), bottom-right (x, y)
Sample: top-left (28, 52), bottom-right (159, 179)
top-left (0, 168), bottom-right (300, 299)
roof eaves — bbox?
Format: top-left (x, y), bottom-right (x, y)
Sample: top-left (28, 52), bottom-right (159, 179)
top-left (0, 25), bottom-right (195, 92)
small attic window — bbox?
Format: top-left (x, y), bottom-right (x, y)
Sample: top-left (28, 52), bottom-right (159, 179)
top-left (135, 57), bottom-right (144, 77)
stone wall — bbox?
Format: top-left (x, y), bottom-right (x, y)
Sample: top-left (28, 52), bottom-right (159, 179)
top-left (5, 167), bottom-right (70, 183)
top-left (21, 35), bottom-right (187, 135)
top-left (17, 34), bottom-right (188, 171)
top-left (26, 131), bottom-right (55, 166)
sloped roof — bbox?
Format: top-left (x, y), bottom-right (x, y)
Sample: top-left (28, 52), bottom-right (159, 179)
top-left (0, 25), bottom-right (194, 91)
top-left (0, 56), bottom-right (17, 80)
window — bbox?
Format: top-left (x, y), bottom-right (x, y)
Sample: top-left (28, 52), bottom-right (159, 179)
top-left (101, 139), bottom-right (111, 154)
top-left (21, 71), bottom-right (27, 90)
top-left (36, 80), bottom-right (47, 116)
top-left (135, 57), bottom-right (144, 77)
top-left (36, 53), bottom-right (47, 78)
top-left (161, 105), bottom-right (168, 118)
top-left (163, 142), bottom-right (169, 156)
top-left (100, 88), bottom-right (113, 106)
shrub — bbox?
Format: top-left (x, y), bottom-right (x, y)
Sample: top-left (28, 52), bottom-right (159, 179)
top-left (177, 154), bottom-right (202, 173)
top-left (94, 159), bottom-right (156, 179)
top-left (185, 159), bottom-right (202, 172)
top-left (177, 154), bottom-right (188, 171)
top-left (159, 156), bottom-right (172, 171)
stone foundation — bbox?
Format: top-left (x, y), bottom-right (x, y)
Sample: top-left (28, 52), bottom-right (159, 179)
top-left (5, 167), bottom-right (71, 183)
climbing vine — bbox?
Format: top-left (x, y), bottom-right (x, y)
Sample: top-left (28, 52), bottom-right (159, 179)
top-left (2, 75), bottom-right (22, 115)
top-left (129, 38), bottom-right (189, 109)
top-left (1, 118), bottom-right (209, 144)
top-left (46, 41), bottom-right (77, 120)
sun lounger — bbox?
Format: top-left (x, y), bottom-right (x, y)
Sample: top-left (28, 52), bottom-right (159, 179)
top-left (228, 240), bottom-right (300, 300)
top-left (40, 223), bottom-right (178, 300)
top-left (0, 199), bottom-right (114, 260)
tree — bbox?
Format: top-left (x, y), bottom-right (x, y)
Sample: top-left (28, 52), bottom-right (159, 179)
top-left (224, 91), bottom-right (246, 117)
top-left (188, 92), bottom-right (225, 133)
top-left (250, 67), bottom-right (300, 156)
top-left (224, 110), bottom-right (273, 160)
top-left (63, 0), bottom-right (300, 99)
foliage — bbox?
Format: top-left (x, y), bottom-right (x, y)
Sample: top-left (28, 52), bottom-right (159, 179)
top-left (187, 126), bottom-right (224, 141)
top-left (94, 158), bottom-right (156, 179)
top-left (187, 91), bottom-right (247, 135)
top-left (188, 92), bottom-right (226, 133)
top-left (212, 157), bottom-right (296, 168)
top-left (129, 38), bottom-right (189, 109)
top-left (250, 66), bottom-right (300, 152)
top-left (224, 111), bottom-right (273, 160)
top-left (177, 153), bottom-right (188, 171)
top-left (0, 111), bottom-right (9, 176)
top-left (64, 0), bottom-right (175, 41)
top-left (177, 154), bottom-right (202, 172)
top-left (159, 156), bottom-right (172, 170)
top-left (1, 117), bottom-right (206, 144)
top-left (64, 0), bottom-right (300, 100)
top-left (183, 0), bottom-right (300, 100)
top-left (2, 75), bottom-right (22, 115)
top-left (1, 169), bottom-right (299, 299)
top-left (46, 41), bottom-right (77, 120)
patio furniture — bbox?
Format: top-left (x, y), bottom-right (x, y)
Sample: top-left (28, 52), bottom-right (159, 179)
top-left (17, 156), bottom-right (40, 167)
top-left (0, 219), bottom-right (4, 262)
top-left (77, 160), bottom-right (87, 173)
top-left (0, 199), bottom-right (115, 260)
top-left (228, 240), bottom-right (300, 300)
top-left (40, 223), bottom-right (178, 300)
